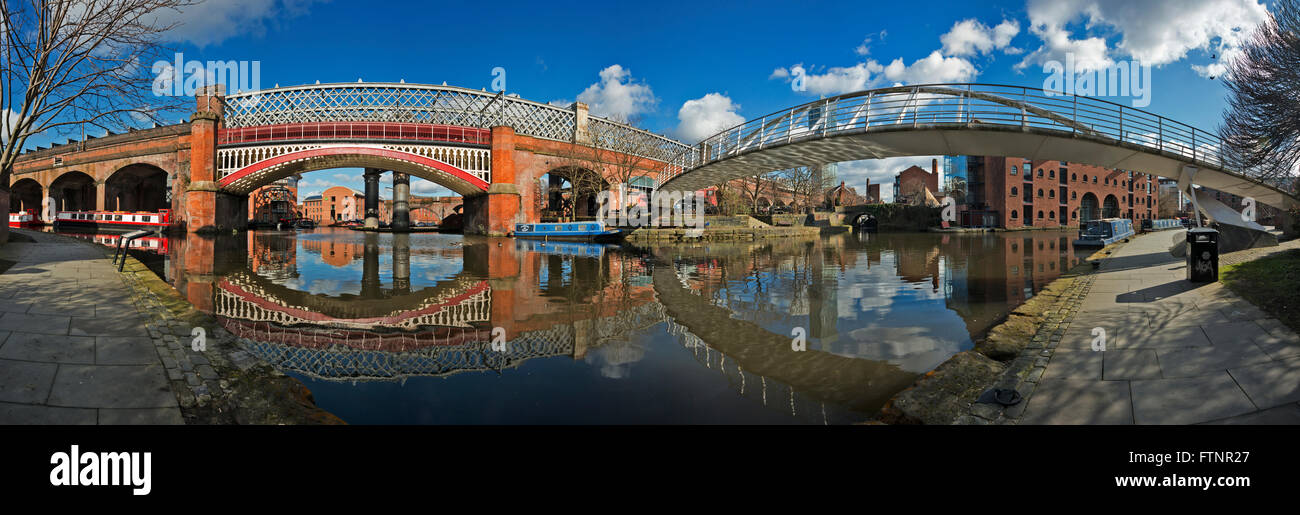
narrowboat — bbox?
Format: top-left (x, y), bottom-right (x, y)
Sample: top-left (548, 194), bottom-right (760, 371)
top-left (8, 210), bottom-right (45, 228)
top-left (1140, 219), bottom-right (1182, 232)
top-left (1073, 218), bottom-right (1135, 247)
top-left (511, 221), bottom-right (623, 243)
top-left (52, 210), bottom-right (170, 234)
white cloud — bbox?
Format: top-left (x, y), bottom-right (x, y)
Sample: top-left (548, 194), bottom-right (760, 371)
top-left (575, 64), bottom-right (657, 120)
top-left (674, 93), bottom-right (745, 143)
top-left (1019, 0), bottom-right (1270, 75)
top-left (940, 19), bottom-right (1021, 56)
top-left (771, 27), bottom-right (983, 95)
top-left (410, 177), bottom-right (453, 197)
top-left (1018, 24), bottom-right (1114, 72)
top-left (882, 51), bottom-right (978, 85)
top-left (152, 0), bottom-right (325, 47)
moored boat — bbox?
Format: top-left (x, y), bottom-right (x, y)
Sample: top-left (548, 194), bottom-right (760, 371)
top-left (1073, 218), bottom-right (1134, 247)
top-left (8, 210), bottom-right (45, 228)
top-left (52, 209), bottom-right (170, 234)
top-left (511, 221), bottom-right (623, 243)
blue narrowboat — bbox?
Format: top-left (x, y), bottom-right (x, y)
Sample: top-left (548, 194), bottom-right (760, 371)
top-left (1141, 218), bottom-right (1182, 232)
top-left (1073, 218), bottom-right (1135, 247)
top-left (512, 221), bottom-right (624, 243)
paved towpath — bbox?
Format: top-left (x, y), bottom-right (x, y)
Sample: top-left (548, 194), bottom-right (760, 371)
top-left (0, 230), bottom-right (182, 424)
top-left (1020, 229), bottom-right (1300, 424)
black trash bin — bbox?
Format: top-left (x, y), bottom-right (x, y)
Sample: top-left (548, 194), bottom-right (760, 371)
top-left (1187, 227), bottom-right (1219, 282)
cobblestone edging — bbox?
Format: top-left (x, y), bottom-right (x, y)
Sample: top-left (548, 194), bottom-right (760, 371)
top-left (955, 259), bottom-right (1103, 425)
top-left (114, 257), bottom-right (235, 413)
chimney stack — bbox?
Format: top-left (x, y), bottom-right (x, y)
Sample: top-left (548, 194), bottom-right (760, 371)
top-left (932, 158), bottom-right (938, 175)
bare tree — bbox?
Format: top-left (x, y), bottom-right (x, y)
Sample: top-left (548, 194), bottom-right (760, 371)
top-left (1, 0), bottom-right (196, 189)
top-left (1219, 0), bottom-right (1300, 186)
top-left (588, 114), bottom-right (666, 218)
top-left (736, 172), bottom-right (778, 213)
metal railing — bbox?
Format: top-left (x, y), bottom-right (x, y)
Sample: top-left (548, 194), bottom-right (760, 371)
top-left (658, 83), bottom-right (1228, 185)
top-left (223, 82), bottom-right (691, 162)
top-left (218, 122), bottom-right (491, 146)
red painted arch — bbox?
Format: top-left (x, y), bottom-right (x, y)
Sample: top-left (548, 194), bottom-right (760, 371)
top-left (218, 145), bottom-right (490, 193)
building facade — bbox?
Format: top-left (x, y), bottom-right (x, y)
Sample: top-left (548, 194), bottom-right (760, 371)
top-left (248, 176), bottom-right (299, 223)
top-left (894, 160), bottom-right (941, 205)
top-left (949, 156), bottom-right (1158, 229)
top-left (300, 186), bottom-right (383, 224)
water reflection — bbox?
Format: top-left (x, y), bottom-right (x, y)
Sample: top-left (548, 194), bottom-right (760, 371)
top-left (117, 227), bottom-right (1087, 424)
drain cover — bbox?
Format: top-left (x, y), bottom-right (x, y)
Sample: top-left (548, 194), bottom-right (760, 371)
top-left (977, 387), bottom-right (1023, 407)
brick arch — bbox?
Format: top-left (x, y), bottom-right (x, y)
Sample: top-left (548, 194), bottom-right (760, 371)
top-left (48, 170), bottom-right (97, 211)
top-left (9, 178), bottom-right (43, 213)
top-left (218, 146), bottom-right (490, 196)
top-left (105, 163), bottom-right (170, 212)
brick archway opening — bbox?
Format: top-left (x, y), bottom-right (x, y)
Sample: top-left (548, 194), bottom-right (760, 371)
top-left (49, 171), bottom-right (96, 211)
top-left (9, 178), bottom-right (42, 213)
top-left (106, 164), bottom-right (169, 212)
top-left (539, 166), bottom-right (608, 222)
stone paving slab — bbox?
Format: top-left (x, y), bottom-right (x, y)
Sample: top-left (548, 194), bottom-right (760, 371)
top-left (0, 333), bottom-right (95, 364)
top-left (1201, 404), bottom-right (1300, 425)
top-left (1020, 379), bottom-right (1134, 424)
top-left (69, 316), bottom-right (150, 337)
top-left (1157, 340), bottom-right (1273, 378)
top-left (0, 401), bottom-right (97, 425)
top-left (95, 336), bottom-right (160, 365)
top-left (1228, 361), bottom-right (1300, 409)
top-left (97, 407), bottom-right (185, 425)
top-left (1130, 373), bottom-right (1257, 425)
top-left (0, 359), bottom-right (58, 404)
top-left (0, 312), bottom-right (71, 334)
top-left (47, 364), bottom-right (177, 409)
top-left (1103, 350), bottom-right (1162, 380)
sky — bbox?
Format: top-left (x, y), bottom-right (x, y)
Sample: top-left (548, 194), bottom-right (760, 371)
top-left (37, 0), bottom-right (1282, 201)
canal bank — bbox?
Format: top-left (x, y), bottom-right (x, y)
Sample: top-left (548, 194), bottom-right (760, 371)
top-left (883, 229), bottom-right (1300, 425)
top-left (0, 229), bottom-right (342, 424)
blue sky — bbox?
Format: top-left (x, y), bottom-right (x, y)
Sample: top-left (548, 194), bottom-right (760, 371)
top-left (52, 0), bottom-right (1281, 200)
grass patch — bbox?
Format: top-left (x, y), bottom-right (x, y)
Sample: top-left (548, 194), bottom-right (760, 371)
top-left (1221, 249), bottom-right (1300, 333)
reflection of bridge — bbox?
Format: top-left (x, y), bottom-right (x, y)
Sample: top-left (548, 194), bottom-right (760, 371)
top-left (659, 84), bottom-right (1300, 217)
top-left (215, 270), bottom-right (492, 330)
top-left (235, 301), bottom-right (668, 381)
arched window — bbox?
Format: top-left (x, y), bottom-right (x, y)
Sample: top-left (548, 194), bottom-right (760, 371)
top-left (1038, 210), bottom-right (1044, 219)
top-left (1011, 165), bottom-right (1018, 175)
top-left (1037, 169), bottom-right (1044, 177)
top-left (1011, 186), bottom-right (1018, 196)
top-left (1071, 191), bottom-right (1077, 200)
top-left (1050, 169), bottom-right (1056, 178)
top-left (1082, 174), bottom-right (1088, 182)
top-left (1093, 176), bottom-right (1098, 183)
top-left (1049, 210), bottom-right (1056, 219)
top-left (1072, 173), bottom-right (1077, 181)
top-left (1038, 188), bottom-right (1044, 197)
top-left (1011, 211), bottom-right (1018, 220)
top-left (1071, 211), bottom-right (1077, 219)
top-left (1049, 189), bottom-right (1055, 198)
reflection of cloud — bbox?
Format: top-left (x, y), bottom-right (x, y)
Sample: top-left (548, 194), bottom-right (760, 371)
top-left (839, 325), bottom-right (966, 373)
top-left (306, 279), bottom-right (345, 295)
top-left (584, 339), bottom-right (646, 379)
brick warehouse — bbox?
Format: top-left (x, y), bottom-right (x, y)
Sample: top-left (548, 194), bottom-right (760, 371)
top-left (947, 156), bottom-right (1157, 229)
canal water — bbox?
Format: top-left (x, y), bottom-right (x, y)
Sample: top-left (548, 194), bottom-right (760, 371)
top-left (71, 227), bottom-right (1089, 424)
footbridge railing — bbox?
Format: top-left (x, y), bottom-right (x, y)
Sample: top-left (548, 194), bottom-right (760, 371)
top-left (658, 83), bottom-right (1233, 185)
